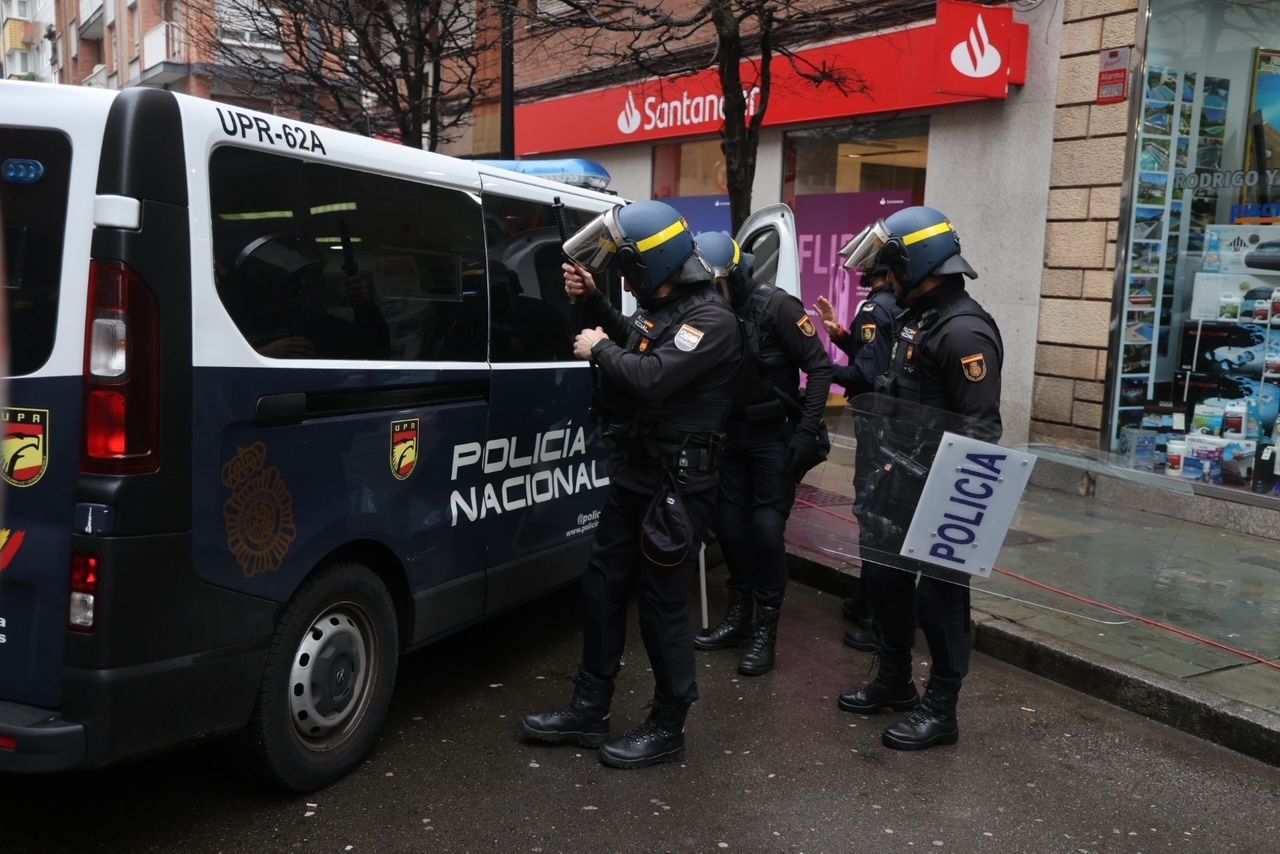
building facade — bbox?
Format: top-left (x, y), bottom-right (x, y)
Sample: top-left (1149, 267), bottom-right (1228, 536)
top-left (460, 1), bottom-right (1060, 447)
top-left (49, 0), bottom-right (200, 92)
top-left (3, 0), bottom-right (55, 81)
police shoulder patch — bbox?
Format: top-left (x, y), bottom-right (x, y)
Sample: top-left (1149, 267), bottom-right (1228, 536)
top-left (796, 316), bottom-right (816, 338)
top-left (961, 353), bottom-right (987, 382)
top-left (674, 324), bottom-right (705, 352)
top-left (860, 323), bottom-right (877, 344)
top-left (862, 302), bottom-right (876, 313)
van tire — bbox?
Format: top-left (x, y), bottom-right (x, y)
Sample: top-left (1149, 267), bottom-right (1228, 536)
top-left (247, 562), bottom-right (399, 792)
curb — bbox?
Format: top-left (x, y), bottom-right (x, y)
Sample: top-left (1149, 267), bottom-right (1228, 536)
top-left (786, 549), bottom-right (1280, 768)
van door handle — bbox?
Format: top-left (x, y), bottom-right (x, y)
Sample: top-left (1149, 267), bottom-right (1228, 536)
top-left (256, 392), bottom-right (306, 426)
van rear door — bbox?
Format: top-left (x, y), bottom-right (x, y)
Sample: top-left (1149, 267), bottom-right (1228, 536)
top-left (0, 84), bottom-right (109, 709)
top-left (737, 203), bottom-right (802, 298)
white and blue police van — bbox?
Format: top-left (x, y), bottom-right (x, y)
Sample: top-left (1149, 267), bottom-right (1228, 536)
top-left (0, 81), bottom-right (800, 791)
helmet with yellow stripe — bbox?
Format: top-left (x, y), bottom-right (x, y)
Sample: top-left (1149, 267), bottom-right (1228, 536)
top-left (693, 231), bottom-right (755, 282)
top-left (562, 199), bottom-right (712, 299)
top-left (839, 205), bottom-right (976, 292)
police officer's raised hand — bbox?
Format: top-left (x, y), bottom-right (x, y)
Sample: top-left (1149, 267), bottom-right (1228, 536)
top-left (573, 326), bottom-right (609, 360)
top-left (563, 262), bottom-right (598, 302)
top-left (814, 295), bottom-right (842, 339)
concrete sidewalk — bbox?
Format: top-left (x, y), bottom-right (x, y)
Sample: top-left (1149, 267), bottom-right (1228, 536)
top-left (781, 457), bottom-right (1280, 767)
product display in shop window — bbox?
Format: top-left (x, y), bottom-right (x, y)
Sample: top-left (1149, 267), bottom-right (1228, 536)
top-left (1108, 1), bottom-right (1280, 503)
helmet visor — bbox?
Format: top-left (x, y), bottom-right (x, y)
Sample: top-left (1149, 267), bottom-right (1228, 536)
top-left (839, 220), bottom-right (893, 272)
top-left (563, 207), bottom-right (625, 273)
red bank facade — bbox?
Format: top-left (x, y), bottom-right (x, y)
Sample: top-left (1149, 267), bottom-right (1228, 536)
top-left (482, 0), bottom-right (1053, 446)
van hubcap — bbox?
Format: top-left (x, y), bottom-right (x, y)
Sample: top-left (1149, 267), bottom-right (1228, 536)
top-left (289, 605), bottom-right (373, 746)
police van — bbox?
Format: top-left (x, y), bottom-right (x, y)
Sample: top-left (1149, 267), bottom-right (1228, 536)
top-left (0, 81), bottom-right (799, 791)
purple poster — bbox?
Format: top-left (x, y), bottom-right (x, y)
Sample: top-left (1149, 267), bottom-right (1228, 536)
top-left (795, 191), bottom-right (913, 378)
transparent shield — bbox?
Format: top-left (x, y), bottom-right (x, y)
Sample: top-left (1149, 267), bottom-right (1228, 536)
top-left (793, 394), bottom-right (1280, 662)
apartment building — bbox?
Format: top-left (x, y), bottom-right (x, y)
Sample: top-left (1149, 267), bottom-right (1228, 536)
top-left (3, 0), bottom-right (55, 81)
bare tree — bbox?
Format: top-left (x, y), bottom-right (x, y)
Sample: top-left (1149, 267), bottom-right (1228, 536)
top-left (191, 0), bottom-right (487, 150)
top-left (521, 1), bottom-right (945, 231)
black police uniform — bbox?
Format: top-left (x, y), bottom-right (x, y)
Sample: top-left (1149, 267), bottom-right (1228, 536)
top-left (702, 281), bottom-right (831, 672)
top-left (577, 282), bottom-right (743, 708)
top-left (862, 278), bottom-right (1003, 698)
top-left (830, 285), bottom-right (897, 398)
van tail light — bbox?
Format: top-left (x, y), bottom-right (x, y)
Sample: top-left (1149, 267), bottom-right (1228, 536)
top-left (82, 260), bottom-right (159, 474)
top-left (69, 552), bottom-right (99, 631)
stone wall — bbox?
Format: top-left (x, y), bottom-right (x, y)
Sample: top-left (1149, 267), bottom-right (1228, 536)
top-left (1032, 0), bottom-right (1141, 447)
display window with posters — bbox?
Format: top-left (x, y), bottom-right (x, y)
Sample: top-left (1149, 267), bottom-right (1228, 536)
top-left (1113, 0), bottom-right (1280, 500)
top-left (652, 139), bottom-right (734, 236)
top-left (781, 117), bottom-right (928, 391)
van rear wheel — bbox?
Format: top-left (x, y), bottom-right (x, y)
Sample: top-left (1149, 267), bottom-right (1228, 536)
top-left (248, 563), bottom-right (399, 792)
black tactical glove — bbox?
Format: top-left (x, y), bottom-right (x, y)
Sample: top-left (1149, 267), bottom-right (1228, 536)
top-left (786, 425), bottom-right (829, 479)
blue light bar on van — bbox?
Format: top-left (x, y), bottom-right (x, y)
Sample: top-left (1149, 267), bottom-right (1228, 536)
top-left (476, 158), bottom-right (611, 191)
top-left (2, 158), bottom-right (45, 184)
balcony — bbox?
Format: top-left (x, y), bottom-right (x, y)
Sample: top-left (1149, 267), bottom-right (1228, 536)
top-left (81, 62), bottom-right (106, 87)
top-left (80, 0), bottom-right (104, 40)
top-left (137, 22), bottom-right (188, 86)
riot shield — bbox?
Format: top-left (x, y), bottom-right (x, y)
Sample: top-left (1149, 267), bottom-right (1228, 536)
top-left (791, 394), bottom-right (1280, 666)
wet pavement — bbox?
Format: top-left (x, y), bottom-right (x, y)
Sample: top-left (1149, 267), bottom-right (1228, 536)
top-left (791, 429), bottom-right (1280, 755)
top-left (3, 577), bottom-right (1278, 853)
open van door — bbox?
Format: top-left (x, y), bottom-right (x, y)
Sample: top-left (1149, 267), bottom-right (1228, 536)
top-left (736, 204), bottom-right (801, 300)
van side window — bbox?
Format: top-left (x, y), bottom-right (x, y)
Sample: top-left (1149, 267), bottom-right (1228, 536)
top-left (209, 146), bottom-right (487, 362)
top-left (482, 195), bottom-right (622, 363)
top-left (2, 128), bottom-right (72, 376)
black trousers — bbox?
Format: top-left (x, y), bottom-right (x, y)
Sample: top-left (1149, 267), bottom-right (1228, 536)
top-left (860, 558), bottom-right (971, 694)
top-left (580, 483), bottom-right (716, 706)
top-left (715, 424), bottom-right (796, 609)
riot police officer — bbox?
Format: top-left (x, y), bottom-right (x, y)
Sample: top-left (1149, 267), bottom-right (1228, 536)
top-left (815, 264), bottom-right (896, 652)
top-left (520, 200), bottom-right (743, 769)
top-left (692, 232), bottom-right (832, 676)
top-left (835, 205), bottom-right (1003, 751)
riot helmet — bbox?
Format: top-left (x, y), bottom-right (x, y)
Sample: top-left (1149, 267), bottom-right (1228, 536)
top-left (563, 199), bottom-right (712, 300)
top-left (839, 206), bottom-right (977, 292)
top-left (694, 231), bottom-right (755, 299)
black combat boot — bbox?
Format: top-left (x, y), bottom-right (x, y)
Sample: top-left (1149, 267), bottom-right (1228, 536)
top-left (881, 682), bottom-right (959, 751)
top-left (841, 596), bottom-right (870, 623)
top-left (842, 597), bottom-right (880, 651)
top-left (842, 621), bottom-right (881, 652)
top-left (520, 669), bottom-right (614, 748)
top-left (837, 655), bottom-right (919, 713)
top-left (598, 697), bottom-right (688, 769)
top-left (694, 590), bottom-right (754, 650)
top-left (737, 605), bottom-right (780, 676)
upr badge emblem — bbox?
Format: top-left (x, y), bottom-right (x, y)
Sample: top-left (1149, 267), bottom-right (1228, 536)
top-left (2, 407), bottom-right (50, 488)
top-left (391, 418), bottom-right (419, 480)
top-left (860, 323), bottom-right (877, 344)
top-left (797, 316), bottom-right (817, 338)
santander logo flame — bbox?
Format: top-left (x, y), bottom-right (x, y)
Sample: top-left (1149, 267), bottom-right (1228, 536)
top-left (950, 13), bottom-right (1003, 79)
top-left (617, 91), bottom-right (642, 135)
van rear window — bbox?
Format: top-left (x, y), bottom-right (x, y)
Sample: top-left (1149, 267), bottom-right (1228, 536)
top-left (2, 128), bottom-right (71, 376)
top-left (209, 145), bottom-right (488, 362)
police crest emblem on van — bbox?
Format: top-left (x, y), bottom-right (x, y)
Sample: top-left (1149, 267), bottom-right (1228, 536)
top-left (391, 419), bottom-right (420, 480)
top-left (2, 407), bottom-right (50, 488)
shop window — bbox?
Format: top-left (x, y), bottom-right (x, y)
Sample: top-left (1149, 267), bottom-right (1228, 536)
top-left (1111, 0), bottom-right (1280, 498)
top-left (653, 139), bottom-right (727, 200)
top-left (780, 116), bottom-right (928, 388)
top-left (209, 145), bottom-right (487, 362)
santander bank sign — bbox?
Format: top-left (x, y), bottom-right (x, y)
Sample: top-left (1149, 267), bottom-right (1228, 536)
top-left (615, 86), bottom-right (763, 136)
top-left (517, 0), bottom-right (1027, 156)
